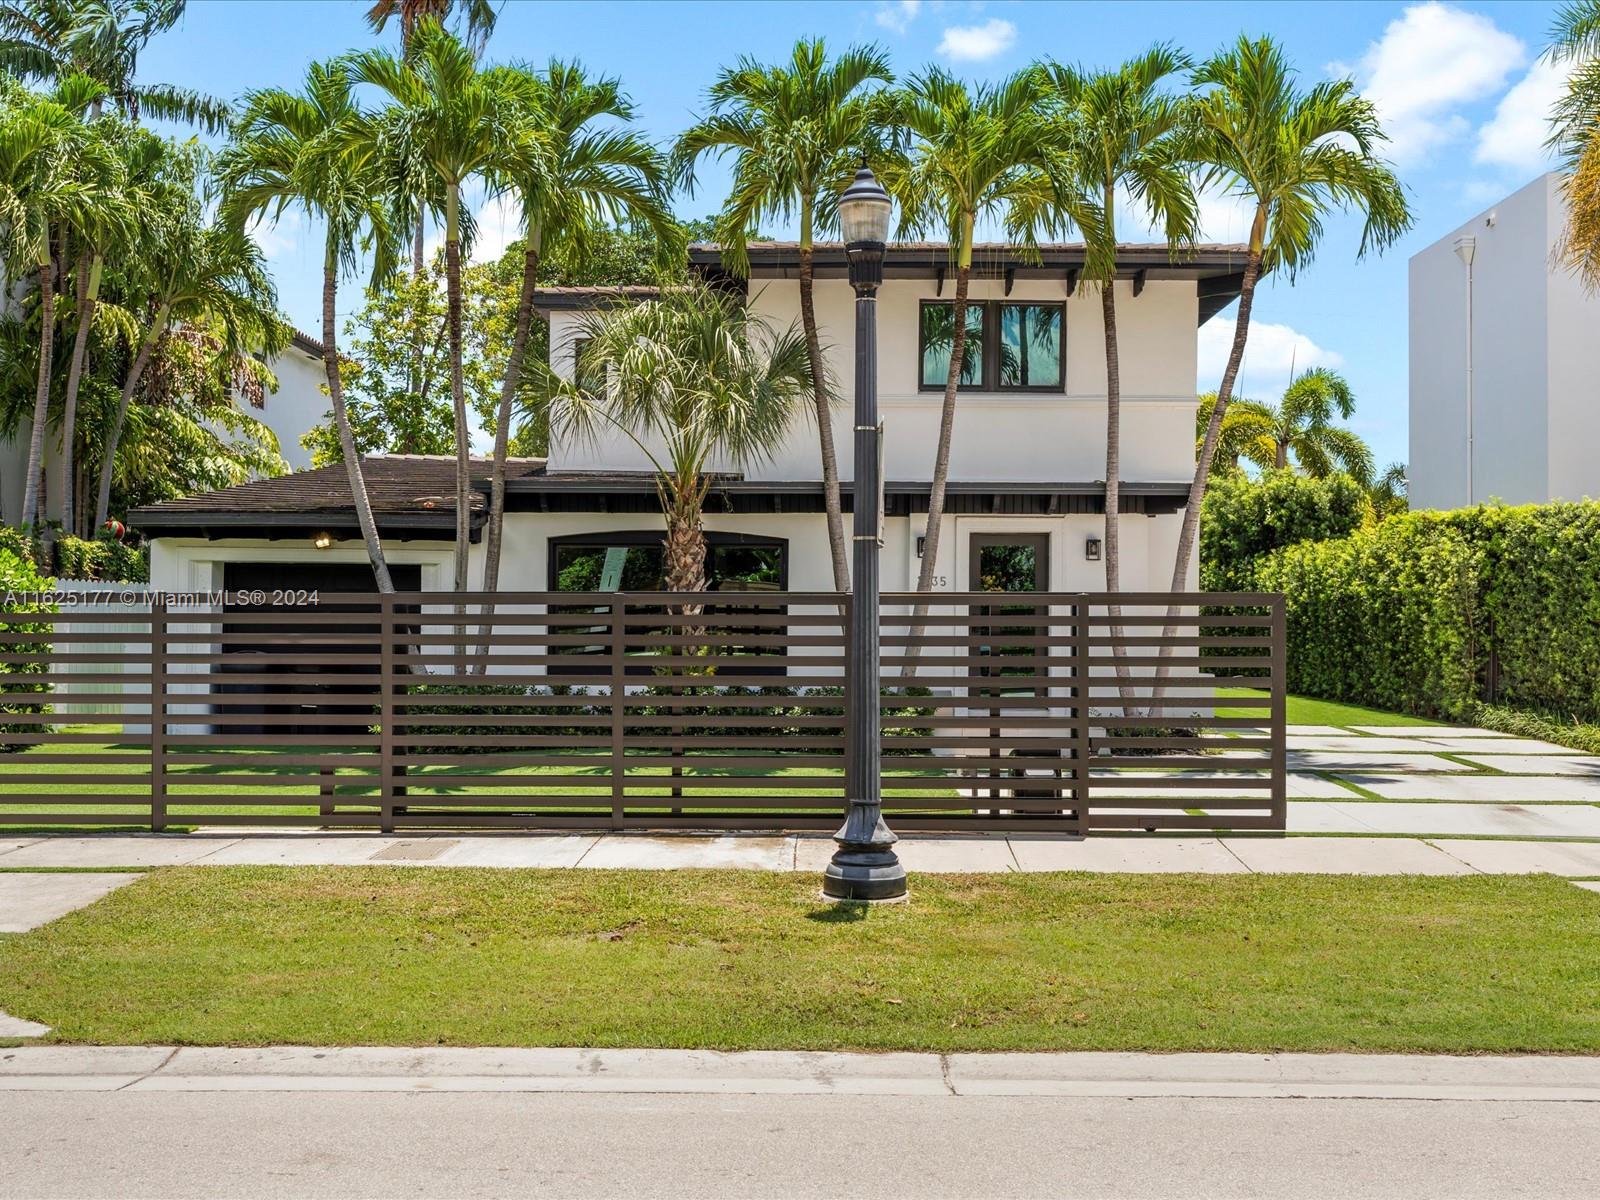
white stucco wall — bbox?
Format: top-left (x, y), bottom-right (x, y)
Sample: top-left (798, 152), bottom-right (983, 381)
top-left (254, 345), bottom-right (328, 471)
top-left (1409, 172), bottom-right (1600, 508)
top-left (547, 276), bottom-right (1199, 485)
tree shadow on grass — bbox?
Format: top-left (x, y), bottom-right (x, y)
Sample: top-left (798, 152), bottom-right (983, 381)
top-left (805, 901), bottom-right (870, 923)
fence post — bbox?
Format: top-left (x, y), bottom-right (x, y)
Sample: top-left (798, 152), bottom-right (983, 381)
top-left (149, 596), bottom-right (167, 833)
top-left (1269, 595), bottom-right (1287, 831)
top-left (609, 600), bottom-right (626, 829)
top-left (1070, 599), bottom-right (1090, 834)
top-left (379, 593), bottom-right (395, 834)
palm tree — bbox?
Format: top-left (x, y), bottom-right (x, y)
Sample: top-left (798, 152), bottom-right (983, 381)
top-left (1033, 48), bottom-right (1196, 622)
top-left (349, 19), bottom-right (517, 601)
top-left (364, 0), bottom-right (498, 279)
top-left (883, 67), bottom-right (1047, 615)
top-left (1547, 2), bottom-right (1600, 286)
top-left (545, 283), bottom-right (812, 595)
top-left (1196, 368), bottom-right (1375, 483)
top-left (1172, 34), bottom-right (1409, 596)
top-left (473, 61), bottom-right (674, 659)
top-left (0, 0), bottom-right (228, 129)
top-left (675, 39), bottom-right (895, 594)
top-left (0, 72), bottom-right (113, 528)
top-left (219, 61), bottom-right (400, 591)
top-left (59, 113), bottom-right (138, 534)
top-left (1369, 461), bottom-right (1407, 518)
top-left (93, 210), bottom-right (283, 533)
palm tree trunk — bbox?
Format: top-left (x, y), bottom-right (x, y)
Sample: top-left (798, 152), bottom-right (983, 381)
top-left (662, 473), bottom-right (709, 666)
top-left (797, 229), bottom-right (849, 593)
top-left (472, 236), bottom-right (540, 670)
top-left (443, 182), bottom-right (472, 623)
top-left (901, 246), bottom-right (973, 677)
top-left (61, 252), bottom-right (100, 538)
top-left (1274, 440), bottom-right (1287, 469)
top-left (1102, 274), bottom-right (1134, 705)
top-left (94, 301), bottom-right (169, 532)
top-left (321, 249), bottom-right (394, 593)
top-left (21, 260), bottom-right (56, 529)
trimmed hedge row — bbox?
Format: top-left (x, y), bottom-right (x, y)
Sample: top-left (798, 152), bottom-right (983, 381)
top-left (1201, 469), bottom-right (1369, 592)
top-left (1247, 502), bottom-right (1600, 723)
top-left (0, 527), bottom-right (148, 582)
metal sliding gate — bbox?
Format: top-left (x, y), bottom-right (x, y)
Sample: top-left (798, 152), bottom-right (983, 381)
top-left (0, 589), bottom-right (1284, 833)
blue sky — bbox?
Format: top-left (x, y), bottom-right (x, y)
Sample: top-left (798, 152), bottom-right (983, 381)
top-left (141, 0), bottom-right (1570, 470)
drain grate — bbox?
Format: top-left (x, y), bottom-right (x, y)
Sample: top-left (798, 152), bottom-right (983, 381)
top-left (368, 839), bottom-right (458, 862)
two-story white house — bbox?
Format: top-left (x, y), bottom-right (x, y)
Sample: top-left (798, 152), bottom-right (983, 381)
top-left (134, 241), bottom-right (1245, 600)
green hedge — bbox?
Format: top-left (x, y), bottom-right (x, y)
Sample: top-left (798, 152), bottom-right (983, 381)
top-left (1201, 469), bottom-right (1369, 592)
top-left (0, 547), bottom-right (54, 752)
top-left (53, 535), bottom-right (148, 583)
top-left (1248, 502), bottom-right (1600, 724)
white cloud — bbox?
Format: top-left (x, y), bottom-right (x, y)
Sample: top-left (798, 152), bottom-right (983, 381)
top-left (247, 209), bottom-right (303, 260)
top-left (422, 187), bottom-right (523, 267)
top-left (875, 0), bottom-right (921, 34)
top-left (1336, 2), bottom-right (1525, 165)
top-left (1198, 318), bottom-right (1343, 400)
top-left (937, 18), bottom-right (1016, 63)
top-left (1475, 58), bottom-right (1568, 174)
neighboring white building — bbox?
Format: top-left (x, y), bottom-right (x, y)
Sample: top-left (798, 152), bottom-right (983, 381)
top-left (1409, 172), bottom-right (1600, 509)
top-left (135, 241), bottom-right (1246, 600)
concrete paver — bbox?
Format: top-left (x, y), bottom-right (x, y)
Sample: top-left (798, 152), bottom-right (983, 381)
top-left (1419, 737), bottom-right (1570, 754)
top-left (1573, 880), bottom-right (1600, 894)
top-left (0, 1011), bottom-right (49, 1037)
top-left (1285, 736), bottom-right (1447, 752)
top-left (1009, 836), bottom-right (1243, 873)
top-left (1347, 725), bottom-right (1502, 737)
top-left (1430, 839), bottom-right (1600, 875)
top-left (1221, 836), bottom-right (1474, 875)
top-left (0, 872), bottom-right (142, 932)
top-left (1340, 772), bottom-right (1600, 803)
top-left (196, 837), bottom-right (402, 866)
top-left (1280, 724), bottom-right (1348, 736)
top-left (1459, 754), bottom-right (1600, 776)
top-left (0, 836), bottom-right (238, 868)
top-left (576, 835), bottom-right (794, 871)
top-left (1285, 801), bottom-right (1379, 833)
top-left (1290, 751), bottom-right (1470, 773)
top-left (435, 835), bottom-right (600, 868)
top-left (1316, 802), bottom-right (1600, 839)
top-left (1287, 772), bottom-right (1363, 799)
top-left (0, 839), bottom-right (39, 858)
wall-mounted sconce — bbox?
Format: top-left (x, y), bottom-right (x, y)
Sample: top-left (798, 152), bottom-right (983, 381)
top-left (312, 531), bottom-right (337, 550)
top-left (916, 536), bottom-right (927, 558)
top-left (1084, 537), bottom-right (1102, 562)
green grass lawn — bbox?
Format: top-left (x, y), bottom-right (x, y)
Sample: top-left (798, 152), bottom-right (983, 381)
top-left (1217, 689), bottom-right (1441, 728)
top-left (4, 867), bottom-right (1598, 1052)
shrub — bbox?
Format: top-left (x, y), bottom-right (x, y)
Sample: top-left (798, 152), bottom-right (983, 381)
top-left (0, 547), bottom-right (54, 751)
top-left (52, 534), bottom-right (149, 582)
top-left (1201, 469), bottom-right (1369, 592)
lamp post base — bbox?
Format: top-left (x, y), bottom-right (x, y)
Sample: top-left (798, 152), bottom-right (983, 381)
top-left (822, 800), bottom-right (908, 901)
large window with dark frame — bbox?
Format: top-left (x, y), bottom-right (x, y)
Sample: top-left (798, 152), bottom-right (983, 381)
top-left (919, 300), bottom-right (1065, 392)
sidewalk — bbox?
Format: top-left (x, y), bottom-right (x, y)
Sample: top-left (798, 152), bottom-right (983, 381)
top-left (7, 829), bottom-right (1600, 877)
top-left (5, 1045), bottom-right (1600, 1101)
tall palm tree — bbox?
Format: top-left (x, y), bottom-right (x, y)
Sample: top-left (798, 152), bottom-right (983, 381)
top-left (1547, 2), bottom-right (1600, 286)
top-left (59, 112), bottom-right (138, 534)
top-left (350, 19), bottom-right (516, 601)
top-left (883, 67), bottom-right (1047, 615)
top-left (92, 210), bottom-right (283, 532)
top-left (675, 39), bottom-right (894, 594)
top-left (220, 61), bottom-right (400, 591)
top-left (0, 72), bottom-right (113, 528)
top-left (1034, 48), bottom-right (1196, 624)
top-left (0, 0), bottom-right (228, 129)
top-left (1196, 368), bottom-right (1375, 483)
top-left (473, 60), bottom-right (674, 658)
top-left (364, 0), bottom-right (498, 278)
top-left (546, 283), bottom-right (812, 595)
top-left (1172, 34), bottom-right (1409, 596)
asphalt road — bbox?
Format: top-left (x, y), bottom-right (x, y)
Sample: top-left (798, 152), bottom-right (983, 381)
top-left (2, 1090), bottom-right (1593, 1199)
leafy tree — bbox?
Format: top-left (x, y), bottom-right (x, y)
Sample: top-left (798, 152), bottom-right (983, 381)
top-left (1172, 34), bottom-right (1409, 597)
top-left (1197, 368), bottom-right (1375, 484)
top-left (221, 60), bottom-right (402, 592)
top-left (676, 38), bottom-right (895, 593)
top-left (544, 283), bottom-right (811, 594)
top-left (0, 0), bottom-right (227, 129)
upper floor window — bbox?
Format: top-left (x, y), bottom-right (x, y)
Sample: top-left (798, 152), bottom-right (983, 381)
top-left (919, 301), bottom-right (1064, 393)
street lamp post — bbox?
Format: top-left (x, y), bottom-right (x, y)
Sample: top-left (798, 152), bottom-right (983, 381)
top-left (823, 163), bottom-right (908, 903)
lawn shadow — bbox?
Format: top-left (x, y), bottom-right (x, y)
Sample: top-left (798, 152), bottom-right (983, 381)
top-left (806, 901), bottom-right (871, 924)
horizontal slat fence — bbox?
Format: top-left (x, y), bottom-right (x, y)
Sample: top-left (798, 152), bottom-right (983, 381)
top-left (0, 589), bottom-right (1283, 833)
